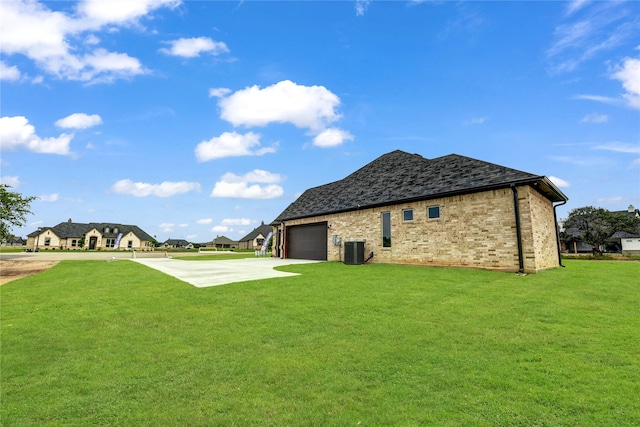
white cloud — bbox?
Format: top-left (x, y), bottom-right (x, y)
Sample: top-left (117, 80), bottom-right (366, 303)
top-left (565, 0), bottom-right (589, 16)
top-left (80, 48), bottom-right (146, 83)
top-left (210, 169), bottom-right (284, 199)
top-left (209, 87), bottom-right (231, 98)
top-left (573, 94), bottom-right (621, 105)
top-left (38, 193), bottom-right (59, 202)
top-left (221, 218), bottom-right (252, 226)
top-left (549, 176), bottom-right (570, 188)
top-left (179, 223), bottom-right (188, 228)
top-left (110, 179), bottom-right (201, 197)
top-left (196, 218), bottom-right (213, 225)
top-left (355, 0), bottom-right (370, 16)
top-left (580, 113), bottom-right (608, 123)
top-left (611, 57), bottom-right (640, 109)
top-left (210, 182), bottom-right (283, 199)
top-left (195, 131), bottom-right (276, 162)
top-left (76, 0), bottom-right (181, 27)
top-left (220, 170), bottom-right (283, 184)
top-left (0, 61), bottom-right (21, 81)
top-left (0, 0), bottom-right (178, 83)
top-left (0, 175), bottom-right (21, 188)
top-left (55, 113), bottom-right (103, 129)
top-left (159, 222), bottom-right (175, 233)
top-left (463, 117), bottom-right (487, 125)
top-left (313, 128), bottom-right (354, 147)
top-left (593, 142), bottom-right (640, 154)
top-left (547, 2), bottom-right (636, 73)
top-left (596, 196), bottom-right (626, 204)
top-left (211, 225), bottom-right (230, 233)
top-left (160, 37), bottom-right (229, 58)
top-left (0, 116), bottom-right (73, 155)
top-left (218, 80), bottom-right (342, 132)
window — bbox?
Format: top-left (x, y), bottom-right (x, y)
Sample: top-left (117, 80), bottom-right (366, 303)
top-left (382, 211), bottom-right (391, 247)
top-left (428, 205), bottom-right (440, 219)
top-left (127, 241), bottom-right (133, 249)
top-left (113, 228), bottom-right (119, 234)
top-left (403, 209), bottom-right (414, 221)
top-left (71, 239), bottom-right (77, 247)
top-left (104, 227), bottom-right (110, 233)
top-left (105, 238), bottom-right (115, 248)
top-left (44, 238), bottom-right (51, 246)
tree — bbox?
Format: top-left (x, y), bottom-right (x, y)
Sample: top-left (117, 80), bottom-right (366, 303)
top-left (562, 206), bottom-right (640, 255)
top-left (562, 206), bottom-right (612, 255)
top-left (604, 210), bottom-right (640, 235)
top-left (0, 184), bottom-right (37, 242)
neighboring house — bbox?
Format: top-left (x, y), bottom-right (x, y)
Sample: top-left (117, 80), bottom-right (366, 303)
top-left (608, 231), bottom-right (640, 254)
top-left (607, 205), bottom-right (640, 254)
top-left (1, 236), bottom-right (25, 247)
top-left (26, 219), bottom-right (154, 251)
top-left (272, 150), bottom-right (568, 274)
top-left (238, 222), bottom-right (273, 250)
top-left (159, 239), bottom-right (193, 249)
top-left (203, 236), bottom-right (238, 249)
top-left (561, 205), bottom-right (640, 254)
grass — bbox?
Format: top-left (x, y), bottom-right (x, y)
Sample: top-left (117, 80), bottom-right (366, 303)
top-left (1, 260), bottom-right (639, 426)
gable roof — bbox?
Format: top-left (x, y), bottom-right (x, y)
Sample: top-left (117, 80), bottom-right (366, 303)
top-left (27, 221), bottom-right (153, 241)
top-left (163, 239), bottom-right (191, 246)
top-left (274, 150), bottom-right (568, 222)
top-left (239, 222), bottom-right (273, 242)
top-left (211, 235), bottom-right (238, 245)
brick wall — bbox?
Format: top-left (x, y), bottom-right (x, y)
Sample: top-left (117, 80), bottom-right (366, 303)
top-left (280, 185), bottom-right (561, 273)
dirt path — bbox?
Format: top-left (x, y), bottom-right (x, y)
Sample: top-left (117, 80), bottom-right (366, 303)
top-left (0, 260), bottom-right (60, 285)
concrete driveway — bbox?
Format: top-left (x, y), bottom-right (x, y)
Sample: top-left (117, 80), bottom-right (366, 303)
top-left (132, 257), bottom-right (320, 288)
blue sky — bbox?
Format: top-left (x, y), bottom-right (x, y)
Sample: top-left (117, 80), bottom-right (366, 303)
top-left (1, 0), bottom-right (639, 243)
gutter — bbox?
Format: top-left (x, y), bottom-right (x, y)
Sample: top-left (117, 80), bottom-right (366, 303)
top-left (553, 199), bottom-right (567, 268)
top-left (511, 185), bottom-right (525, 274)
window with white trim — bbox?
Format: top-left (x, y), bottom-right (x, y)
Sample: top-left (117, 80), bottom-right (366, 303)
top-left (428, 205), bottom-right (440, 220)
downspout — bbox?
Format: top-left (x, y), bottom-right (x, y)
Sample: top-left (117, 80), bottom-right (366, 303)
top-left (553, 200), bottom-right (567, 268)
top-left (511, 185), bottom-right (525, 274)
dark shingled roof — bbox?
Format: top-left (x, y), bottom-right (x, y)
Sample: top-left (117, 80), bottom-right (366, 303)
top-left (163, 239), bottom-right (191, 246)
top-left (211, 235), bottom-right (238, 245)
top-left (28, 221), bottom-right (153, 240)
top-left (274, 150), bottom-right (567, 222)
top-left (239, 222), bottom-right (273, 242)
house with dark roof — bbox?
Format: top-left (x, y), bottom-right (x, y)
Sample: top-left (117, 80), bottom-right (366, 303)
top-left (238, 222), bottom-right (273, 250)
top-left (608, 205), bottom-right (640, 254)
top-left (159, 239), bottom-right (193, 249)
top-left (26, 219), bottom-right (154, 251)
top-left (272, 150), bottom-right (568, 273)
top-left (202, 235), bottom-right (238, 249)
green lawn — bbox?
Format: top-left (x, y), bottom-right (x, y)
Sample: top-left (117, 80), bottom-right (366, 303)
top-left (1, 260), bottom-right (638, 426)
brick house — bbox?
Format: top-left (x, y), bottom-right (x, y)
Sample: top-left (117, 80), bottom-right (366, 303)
top-left (159, 239), bottom-right (193, 249)
top-left (26, 219), bottom-right (154, 251)
top-left (238, 222), bottom-right (274, 250)
top-left (272, 150), bottom-right (568, 273)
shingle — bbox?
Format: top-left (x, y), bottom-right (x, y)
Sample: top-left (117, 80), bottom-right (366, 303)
top-left (274, 150), bottom-right (566, 222)
top-left (28, 221), bottom-right (153, 241)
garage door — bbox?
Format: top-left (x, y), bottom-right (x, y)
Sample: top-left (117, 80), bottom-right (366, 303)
top-left (287, 222), bottom-right (327, 260)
